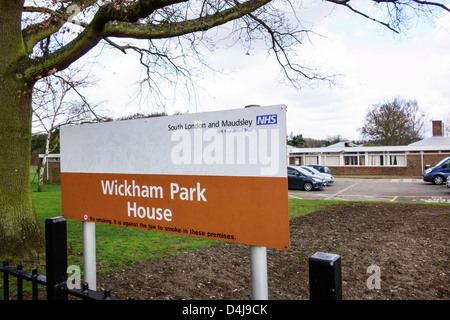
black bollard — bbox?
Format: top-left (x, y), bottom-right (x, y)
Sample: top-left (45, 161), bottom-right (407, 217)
top-left (309, 252), bottom-right (342, 300)
top-left (45, 216), bottom-right (69, 300)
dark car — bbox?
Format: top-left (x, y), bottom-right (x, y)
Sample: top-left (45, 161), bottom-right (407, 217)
top-left (288, 166), bottom-right (327, 191)
top-left (423, 156), bottom-right (450, 185)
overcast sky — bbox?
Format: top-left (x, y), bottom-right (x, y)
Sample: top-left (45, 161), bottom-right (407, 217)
top-left (76, 1), bottom-right (450, 141)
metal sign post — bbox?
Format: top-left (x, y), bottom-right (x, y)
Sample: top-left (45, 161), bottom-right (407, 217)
top-left (83, 221), bottom-right (96, 290)
top-left (250, 246), bottom-right (268, 300)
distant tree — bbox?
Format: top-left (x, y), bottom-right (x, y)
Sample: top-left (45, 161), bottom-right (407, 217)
top-left (325, 135), bottom-right (348, 146)
top-left (359, 98), bottom-right (428, 146)
top-left (289, 134), bottom-right (307, 148)
top-left (305, 137), bottom-right (327, 148)
top-left (31, 134), bottom-right (47, 153)
top-left (304, 135), bottom-right (350, 148)
top-left (116, 112), bottom-right (167, 121)
top-left (33, 70), bottom-right (103, 192)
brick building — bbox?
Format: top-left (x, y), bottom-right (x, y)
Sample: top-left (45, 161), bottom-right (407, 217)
top-left (38, 154), bottom-right (61, 184)
top-left (288, 121), bottom-right (450, 178)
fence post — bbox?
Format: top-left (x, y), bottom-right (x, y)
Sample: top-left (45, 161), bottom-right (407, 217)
top-left (2, 261), bottom-right (9, 300)
top-left (45, 216), bottom-right (68, 300)
top-left (17, 264), bottom-right (23, 300)
top-left (309, 252), bottom-right (342, 300)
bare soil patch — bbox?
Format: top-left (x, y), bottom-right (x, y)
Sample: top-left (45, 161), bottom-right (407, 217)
top-left (98, 202), bottom-right (449, 300)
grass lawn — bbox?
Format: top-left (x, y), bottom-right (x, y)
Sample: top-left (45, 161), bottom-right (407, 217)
top-left (4, 167), bottom-right (340, 277)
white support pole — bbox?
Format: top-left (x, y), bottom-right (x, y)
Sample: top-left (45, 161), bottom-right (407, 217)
top-left (83, 221), bottom-right (97, 290)
top-left (250, 246), bottom-right (268, 300)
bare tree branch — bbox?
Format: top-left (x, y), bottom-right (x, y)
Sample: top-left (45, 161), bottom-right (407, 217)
top-left (245, 10), bottom-right (332, 87)
top-left (325, 0), bottom-right (449, 33)
top-left (15, 0), bottom-right (450, 97)
top-left (20, 0), bottom-right (273, 83)
top-left (104, 0), bottom-right (272, 39)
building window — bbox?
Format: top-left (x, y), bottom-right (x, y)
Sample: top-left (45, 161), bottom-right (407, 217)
top-left (305, 156), bottom-right (318, 165)
top-left (292, 151), bottom-right (407, 167)
top-left (368, 154), bottom-right (383, 166)
top-left (343, 153), bottom-right (365, 166)
top-left (344, 155), bottom-right (358, 165)
top-left (367, 152), bottom-right (406, 166)
top-left (325, 155), bottom-right (340, 166)
top-left (389, 154), bottom-right (406, 166)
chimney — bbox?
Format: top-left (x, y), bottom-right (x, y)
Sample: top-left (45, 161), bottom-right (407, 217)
top-left (432, 120), bottom-right (443, 136)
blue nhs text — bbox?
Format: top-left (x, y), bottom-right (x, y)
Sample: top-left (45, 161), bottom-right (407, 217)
top-left (256, 114), bottom-right (277, 125)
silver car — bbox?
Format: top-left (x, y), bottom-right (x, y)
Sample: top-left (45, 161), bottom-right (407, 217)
top-left (301, 166), bottom-right (334, 185)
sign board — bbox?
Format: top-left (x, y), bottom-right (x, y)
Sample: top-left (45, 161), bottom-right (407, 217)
top-left (60, 105), bottom-right (289, 249)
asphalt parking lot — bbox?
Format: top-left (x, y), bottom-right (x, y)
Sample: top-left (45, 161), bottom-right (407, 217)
top-left (288, 178), bottom-right (450, 203)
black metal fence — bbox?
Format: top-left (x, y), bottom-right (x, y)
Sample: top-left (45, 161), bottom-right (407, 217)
top-left (1, 261), bottom-right (46, 300)
top-left (1, 216), bottom-right (123, 300)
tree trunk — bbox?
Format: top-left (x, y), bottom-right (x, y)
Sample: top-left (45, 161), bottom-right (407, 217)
top-left (0, 0), bottom-right (45, 256)
top-left (0, 77), bottom-right (45, 256)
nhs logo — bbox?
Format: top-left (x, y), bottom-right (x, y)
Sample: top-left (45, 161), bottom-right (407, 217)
top-left (256, 114), bottom-right (277, 125)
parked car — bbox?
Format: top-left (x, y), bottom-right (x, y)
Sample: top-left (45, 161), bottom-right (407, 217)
top-left (447, 176), bottom-right (450, 188)
top-left (288, 166), bottom-right (327, 191)
top-left (302, 166), bottom-right (334, 185)
top-left (308, 164), bottom-right (332, 175)
top-left (423, 156), bottom-right (450, 185)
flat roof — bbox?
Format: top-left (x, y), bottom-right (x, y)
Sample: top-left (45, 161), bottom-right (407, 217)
top-left (288, 144), bottom-right (450, 154)
top-left (38, 154), bottom-right (60, 158)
